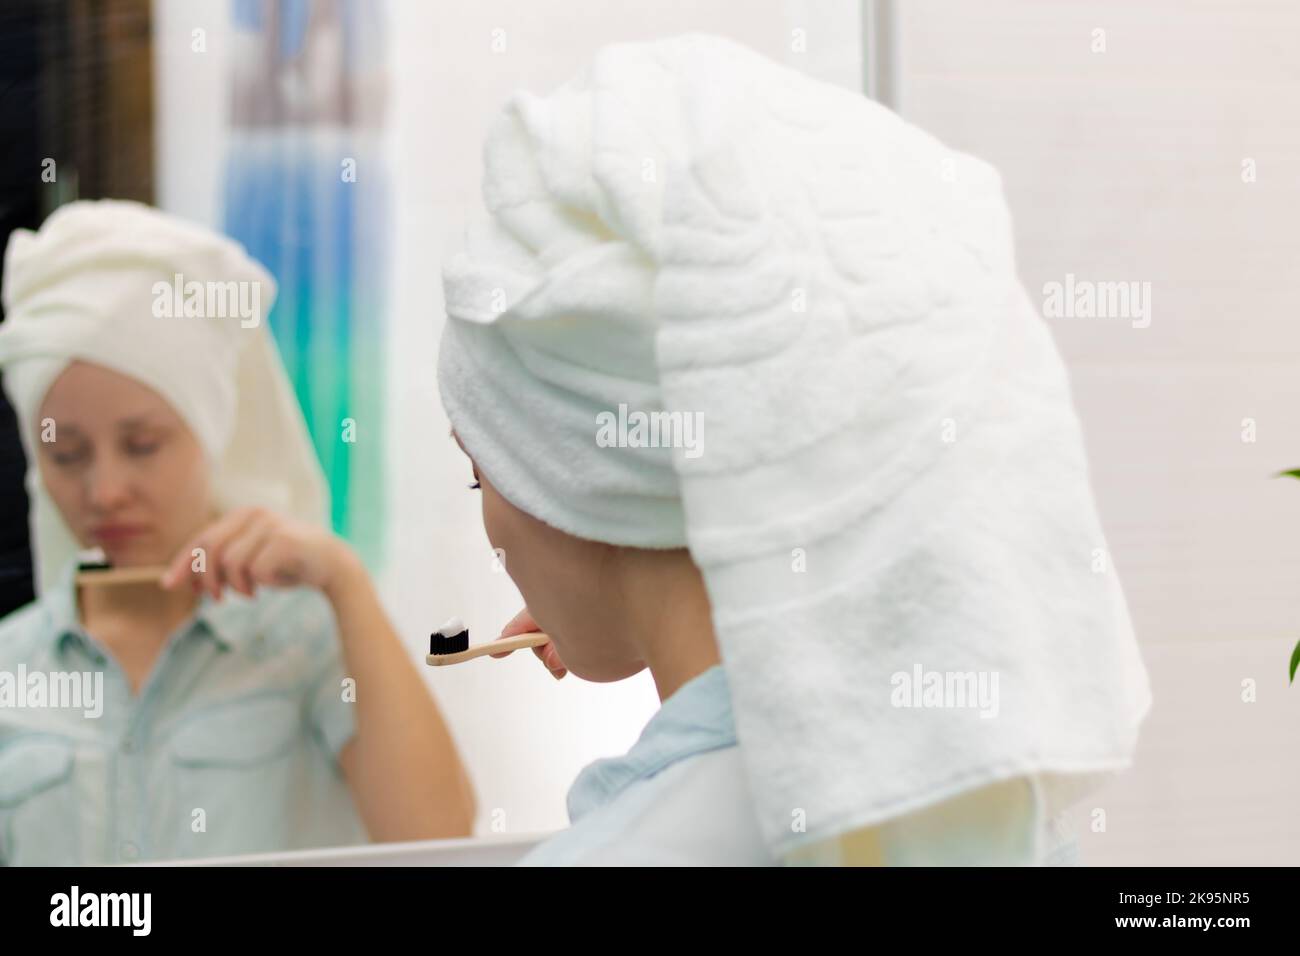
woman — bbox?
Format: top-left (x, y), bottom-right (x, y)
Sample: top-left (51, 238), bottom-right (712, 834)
top-left (0, 200), bottom-right (474, 865)
top-left (439, 34), bottom-right (1152, 865)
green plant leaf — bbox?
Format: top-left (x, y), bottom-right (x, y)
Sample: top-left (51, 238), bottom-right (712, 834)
top-left (1292, 640), bottom-right (1300, 685)
top-left (1276, 469), bottom-right (1300, 480)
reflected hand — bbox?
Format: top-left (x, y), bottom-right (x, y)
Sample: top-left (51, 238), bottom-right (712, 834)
top-left (159, 506), bottom-right (348, 599)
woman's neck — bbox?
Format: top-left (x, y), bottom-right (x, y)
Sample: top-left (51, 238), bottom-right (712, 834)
top-left (641, 624), bottom-right (721, 704)
top-left (77, 579), bottom-right (200, 630)
top-left (626, 557), bottom-right (722, 703)
top-left (75, 582), bottom-right (201, 696)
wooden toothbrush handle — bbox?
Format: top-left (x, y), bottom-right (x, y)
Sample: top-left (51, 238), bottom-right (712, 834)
top-left (74, 565), bottom-right (170, 586)
top-left (425, 632), bottom-right (551, 667)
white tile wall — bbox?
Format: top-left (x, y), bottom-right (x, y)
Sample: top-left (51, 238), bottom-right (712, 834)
top-left (895, 0), bottom-right (1300, 865)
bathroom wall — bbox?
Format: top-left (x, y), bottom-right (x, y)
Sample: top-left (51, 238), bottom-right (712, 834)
top-left (894, 0), bottom-right (1300, 864)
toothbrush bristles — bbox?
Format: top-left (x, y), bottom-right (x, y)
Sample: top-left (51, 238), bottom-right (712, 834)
top-left (429, 627), bottom-right (470, 656)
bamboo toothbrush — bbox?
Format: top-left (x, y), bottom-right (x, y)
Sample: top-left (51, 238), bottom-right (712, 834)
top-left (74, 562), bottom-right (170, 586)
top-left (426, 617), bottom-right (550, 667)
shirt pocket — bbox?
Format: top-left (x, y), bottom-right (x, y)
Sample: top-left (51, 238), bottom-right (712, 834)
top-left (170, 694), bottom-right (302, 768)
top-left (165, 693), bottom-right (305, 856)
top-left (0, 734), bottom-right (79, 865)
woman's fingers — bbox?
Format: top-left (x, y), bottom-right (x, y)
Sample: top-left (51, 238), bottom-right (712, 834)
top-left (218, 515), bottom-right (276, 596)
top-left (519, 618), bottom-right (568, 679)
top-left (471, 607), bottom-right (573, 678)
top-left (488, 607), bottom-right (538, 657)
top-left (499, 607), bottom-right (539, 638)
top-left (248, 537), bottom-right (306, 589)
top-left (161, 533), bottom-right (203, 589)
top-left (197, 508), bottom-right (263, 599)
top-left (162, 507), bottom-right (260, 596)
top-left (539, 643), bottom-right (567, 680)
top-left (491, 635), bottom-right (566, 679)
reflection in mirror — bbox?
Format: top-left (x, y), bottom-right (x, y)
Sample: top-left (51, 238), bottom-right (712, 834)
top-left (0, 199), bottom-right (478, 864)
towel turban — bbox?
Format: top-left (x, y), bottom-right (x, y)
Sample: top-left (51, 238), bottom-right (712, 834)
top-left (0, 199), bottom-right (328, 593)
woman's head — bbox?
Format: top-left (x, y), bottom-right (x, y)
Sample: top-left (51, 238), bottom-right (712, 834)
top-left (454, 430), bottom-right (713, 684)
top-left (436, 34), bottom-right (1155, 858)
top-left (0, 200), bottom-right (329, 592)
top-left (34, 360), bottom-right (217, 568)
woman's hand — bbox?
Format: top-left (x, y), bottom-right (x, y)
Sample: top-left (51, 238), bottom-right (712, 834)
top-left (491, 607), bottom-right (567, 679)
top-left (159, 506), bottom-right (352, 599)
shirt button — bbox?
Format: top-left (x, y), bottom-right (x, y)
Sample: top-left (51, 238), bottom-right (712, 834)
top-left (122, 738), bottom-right (137, 754)
top-left (121, 842), bottom-right (140, 861)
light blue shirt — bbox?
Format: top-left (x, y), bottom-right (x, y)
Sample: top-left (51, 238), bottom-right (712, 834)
top-left (0, 559), bottom-right (367, 865)
top-left (517, 664), bottom-right (1083, 866)
top-left (518, 665), bottom-right (776, 866)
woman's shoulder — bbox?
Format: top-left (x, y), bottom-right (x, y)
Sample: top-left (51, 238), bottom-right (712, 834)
top-left (225, 584), bottom-right (339, 655)
top-left (250, 583), bottom-right (335, 626)
top-left (0, 597), bottom-right (56, 660)
top-left (520, 744), bottom-right (777, 866)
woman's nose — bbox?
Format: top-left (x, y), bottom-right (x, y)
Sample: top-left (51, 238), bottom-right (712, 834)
top-left (85, 457), bottom-right (133, 509)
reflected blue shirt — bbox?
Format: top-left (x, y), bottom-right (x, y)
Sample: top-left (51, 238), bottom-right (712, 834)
top-left (0, 559), bottom-right (367, 865)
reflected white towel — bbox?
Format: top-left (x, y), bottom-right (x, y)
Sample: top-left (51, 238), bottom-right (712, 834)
top-left (0, 200), bottom-right (329, 592)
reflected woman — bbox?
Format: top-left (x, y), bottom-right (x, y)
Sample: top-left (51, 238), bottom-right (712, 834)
top-left (0, 200), bottom-right (474, 864)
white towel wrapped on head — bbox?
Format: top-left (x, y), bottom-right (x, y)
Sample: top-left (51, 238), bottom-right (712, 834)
top-left (0, 200), bottom-right (329, 593)
top-left (439, 34), bottom-right (1152, 857)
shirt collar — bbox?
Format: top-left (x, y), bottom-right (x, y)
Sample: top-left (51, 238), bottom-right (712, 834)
top-left (566, 664), bottom-right (738, 823)
top-left (43, 557), bottom-right (260, 655)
